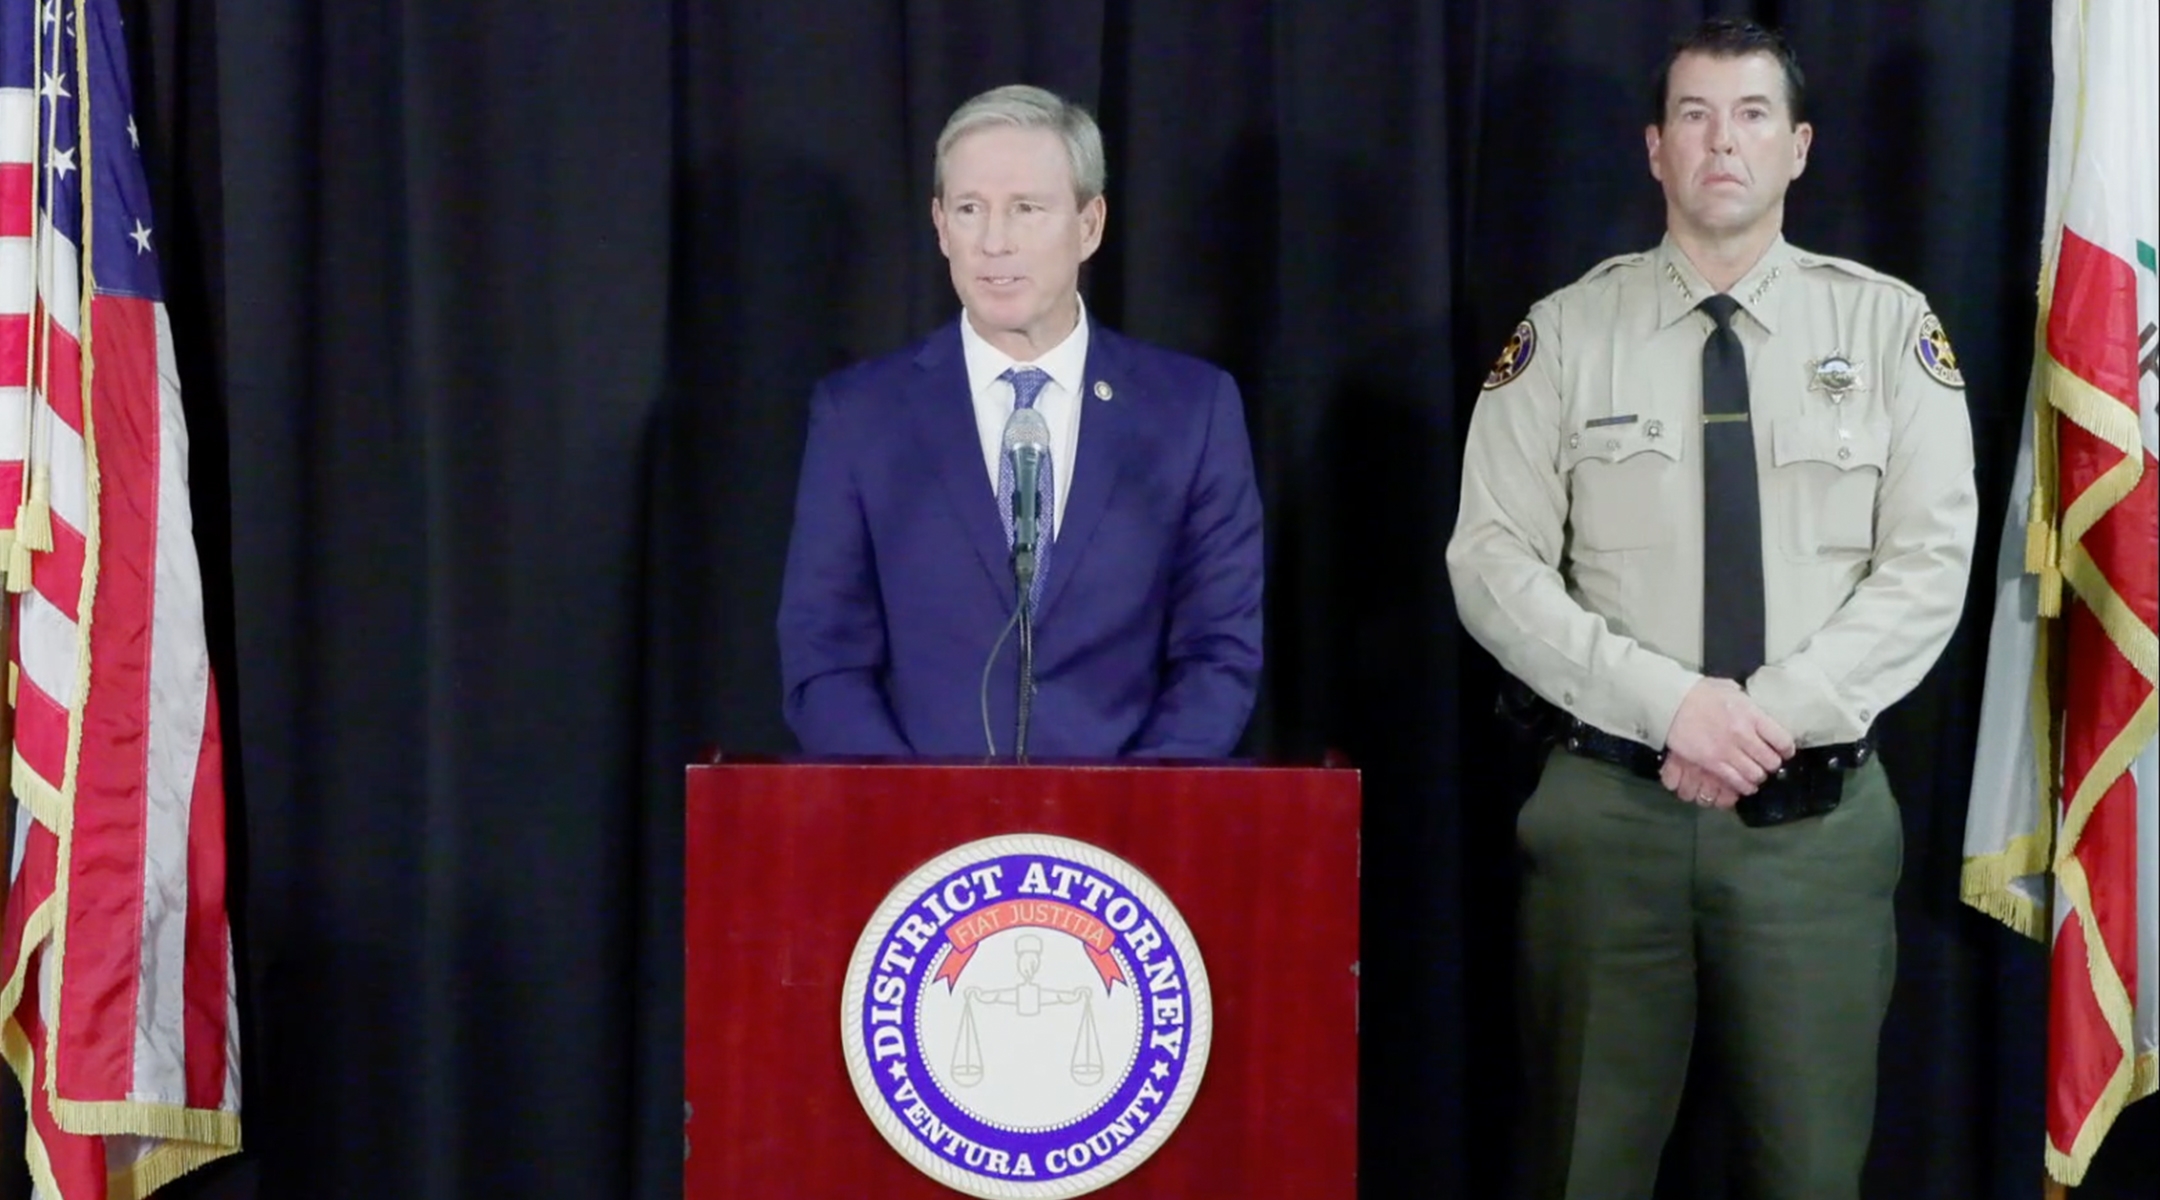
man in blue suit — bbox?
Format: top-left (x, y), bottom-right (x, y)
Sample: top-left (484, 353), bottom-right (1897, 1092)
top-left (778, 84), bottom-right (1264, 760)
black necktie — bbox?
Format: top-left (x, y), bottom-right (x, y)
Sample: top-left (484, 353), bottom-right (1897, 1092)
top-left (1698, 294), bottom-right (1765, 681)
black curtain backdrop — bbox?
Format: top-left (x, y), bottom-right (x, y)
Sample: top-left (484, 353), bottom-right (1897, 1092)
top-left (4, 1), bottom-right (2155, 1198)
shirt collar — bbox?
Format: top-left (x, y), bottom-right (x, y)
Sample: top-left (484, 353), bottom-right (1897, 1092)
top-left (1654, 234), bottom-right (1795, 333)
top-left (959, 295), bottom-right (1092, 398)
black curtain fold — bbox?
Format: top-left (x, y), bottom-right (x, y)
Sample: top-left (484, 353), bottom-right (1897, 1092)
top-left (5, 1), bottom-right (2149, 1197)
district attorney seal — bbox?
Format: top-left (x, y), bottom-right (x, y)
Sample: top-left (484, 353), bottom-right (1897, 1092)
top-left (840, 834), bottom-right (1214, 1198)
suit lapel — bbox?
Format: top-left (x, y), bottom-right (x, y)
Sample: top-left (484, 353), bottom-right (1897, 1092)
top-left (907, 324), bottom-right (1016, 607)
top-left (1036, 322), bottom-right (1134, 619)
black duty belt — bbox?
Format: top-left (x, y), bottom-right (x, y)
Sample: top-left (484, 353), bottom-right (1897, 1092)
top-left (1560, 721), bottom-right (1872, 828)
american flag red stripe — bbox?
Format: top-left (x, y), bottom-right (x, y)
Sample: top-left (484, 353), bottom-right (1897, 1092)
top-left (12, 676), bottom-right (66, 801)
top-left (1, 821), bottom-right (57, 972)
top-left (57, 288), bottom-right (160, 1110)
top-left (180, 693), bottom-right (228, 1113)
top-left (0, 161), bottom-right (26, 237)
top-left (2, 1), bottom-right (242, 1195)
top-left (28, 514), bottom-right (83, 620)
top-left (13, 957), bottom-right (104, 1196)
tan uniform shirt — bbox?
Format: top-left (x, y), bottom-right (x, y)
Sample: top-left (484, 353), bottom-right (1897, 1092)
top-left (1447, 235), bottom-right (1977, 749)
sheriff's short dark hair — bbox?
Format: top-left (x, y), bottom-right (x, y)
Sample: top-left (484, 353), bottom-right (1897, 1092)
top-left (1652, 18), bottom-right (1807, 126)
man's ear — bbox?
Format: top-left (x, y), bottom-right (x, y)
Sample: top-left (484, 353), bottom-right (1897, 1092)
top-left (1078, 194), bottom-right (1107, 261)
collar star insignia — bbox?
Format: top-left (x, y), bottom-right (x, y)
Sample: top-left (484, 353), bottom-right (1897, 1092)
top-left (1745, 266), bottom-right (1783, 306)
top-left (1807, 353), bottom-right (1868, 403)
top-left (1664, 261), bottom-right (1696, 303)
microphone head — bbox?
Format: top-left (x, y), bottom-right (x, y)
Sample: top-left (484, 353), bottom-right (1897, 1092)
top-left (1001, 406), bottom-right (1052, 454)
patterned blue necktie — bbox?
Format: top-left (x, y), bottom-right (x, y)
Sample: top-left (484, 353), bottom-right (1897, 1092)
top-left (995, 366), bottom-right (1054, 611)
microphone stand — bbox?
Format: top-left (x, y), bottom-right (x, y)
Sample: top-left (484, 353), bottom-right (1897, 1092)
top-left (1013, 547), bottom-right (1037, 762)
top-left (975, 453), bottom-right (1048, 762)
top-left (984, 410), bottom-right (1051, 762)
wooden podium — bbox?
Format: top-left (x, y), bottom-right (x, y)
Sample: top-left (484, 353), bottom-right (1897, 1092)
top-left (684, 759), bottom-right (1360, 1198)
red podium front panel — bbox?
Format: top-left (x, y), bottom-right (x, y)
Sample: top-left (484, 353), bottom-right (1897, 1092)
top-left (684, 761), bottom-right (1359, 1198)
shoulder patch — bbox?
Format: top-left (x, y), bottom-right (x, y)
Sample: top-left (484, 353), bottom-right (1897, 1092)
top-left (1483, 320), bottom-right (1538, 390)
top-left (1915, 312), bottom-right (1963, 388)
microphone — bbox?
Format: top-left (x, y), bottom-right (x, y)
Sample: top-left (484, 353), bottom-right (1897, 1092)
top-left (985, 406), bottom-right (1053, 761)
top-left (1001, 407), bottom-right (1053, 598)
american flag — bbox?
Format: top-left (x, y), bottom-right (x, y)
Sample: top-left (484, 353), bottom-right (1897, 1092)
top-left (1, 1), bottom-right (241, 1196)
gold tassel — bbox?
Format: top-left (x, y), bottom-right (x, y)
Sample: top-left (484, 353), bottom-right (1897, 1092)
top-left (2026, 373), bottom-right (2062, 615)
top-left (2037, 528), bottom-right (2063, 618)
top-left (14, 464), bottom-right (53, 552)
top-left (6, 539), bottom-right (32, 594)
top-left (2026, 517), bottom-right (2052, 576)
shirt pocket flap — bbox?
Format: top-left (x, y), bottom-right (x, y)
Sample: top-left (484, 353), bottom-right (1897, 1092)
top-left (1769, 415), bottom-right (1888, 558)
top-left (1562, 421), bottom-right (1686, 470)
top-left (1561, 421), bottom-right (1686, 552)
top-left (1772, 417), bottom-right (1888, 472)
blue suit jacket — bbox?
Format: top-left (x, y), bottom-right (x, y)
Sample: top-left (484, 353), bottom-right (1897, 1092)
top-left (777, 317), bottom-right (1264, 759)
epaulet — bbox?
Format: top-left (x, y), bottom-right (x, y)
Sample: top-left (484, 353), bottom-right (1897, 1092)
top-left (1573, 251), bottom-right (1649, 286)
top-left (1789, 247), bottom-right (1961, 389)
top-left (1789, 248), bottom-right (1925, 300)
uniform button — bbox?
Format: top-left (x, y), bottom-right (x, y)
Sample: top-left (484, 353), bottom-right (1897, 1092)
top-left (1562, 691), bottom-right (1575, 706)
top-left (1605, 439), bottom-right (1619, 451)
top-left (1859, 708), bottom-right (1872, 722)
top-left (1568, 433), bottom-right (1581, 449)
top-left (1646, 420), bottom-right (1663, 438)
top-left (1838, 446), bottom-right (1852, 460)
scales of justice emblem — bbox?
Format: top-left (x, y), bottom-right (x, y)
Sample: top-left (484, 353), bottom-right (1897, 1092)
top-left (841, 834), bottom-right (1213, 1199)
top-left (952, 932), bottom-right (1109, 1090)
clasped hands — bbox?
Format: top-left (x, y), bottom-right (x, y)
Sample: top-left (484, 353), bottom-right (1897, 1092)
top-left (1659, 678), bottom-right (1795, 810)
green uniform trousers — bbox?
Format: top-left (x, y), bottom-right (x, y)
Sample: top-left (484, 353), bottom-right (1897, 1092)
top-left (1514, 749), bottom-right (1902, 1199)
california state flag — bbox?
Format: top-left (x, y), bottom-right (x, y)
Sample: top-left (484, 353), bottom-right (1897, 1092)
top-left (1962, 0), bottom-right (2158, 1185)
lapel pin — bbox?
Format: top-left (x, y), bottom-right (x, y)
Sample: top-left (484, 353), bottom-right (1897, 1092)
top-left (1092, 381), bottom-right (1113, 401)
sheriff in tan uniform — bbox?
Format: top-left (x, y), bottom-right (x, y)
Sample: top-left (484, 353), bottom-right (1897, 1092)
top-left (1454, 234), bottom-right (1975, 752)
top-left (1446, 19), bottom-right (1976, 1200)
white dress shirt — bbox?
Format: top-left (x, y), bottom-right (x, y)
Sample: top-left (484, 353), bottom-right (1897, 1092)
top-left (959, 297), bottom-right (1089, 538)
